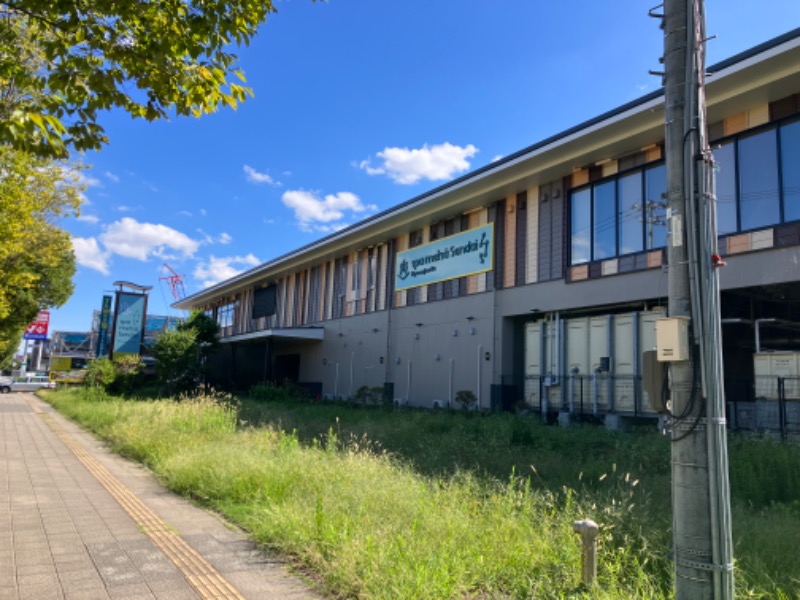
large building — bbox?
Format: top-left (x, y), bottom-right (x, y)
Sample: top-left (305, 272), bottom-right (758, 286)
top-left (176, 30), bottom-right (800, 425)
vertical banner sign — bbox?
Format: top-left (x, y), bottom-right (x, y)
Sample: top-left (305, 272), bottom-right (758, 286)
top-left (96, 295), bottom-right (112, 357)
top-left (111, 292), bottom-right (146, 356)
top-left (23, 311), bottom-right (50, 341)
top-left (395, 223), bottom-right (494, 291)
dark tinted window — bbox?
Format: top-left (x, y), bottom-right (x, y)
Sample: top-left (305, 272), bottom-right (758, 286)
top-left (739, 128), bottom-right (780, 230)
top-left (780, 119), bottom-right (800, 222)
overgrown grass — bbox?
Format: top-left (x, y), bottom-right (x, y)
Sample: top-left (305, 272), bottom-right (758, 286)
top-left (42, 388), bottom-right (800, 598)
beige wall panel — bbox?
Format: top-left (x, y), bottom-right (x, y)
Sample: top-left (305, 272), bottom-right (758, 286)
top-left (601, 160), bottom-right (618, 177)
top-left (503, 195), bottom-right (516, 289)
top-left (572, 169), bottom-right (589, 187)
top-left (645, 146), bottom-right (663, 162)
top-left (724, 112), bottom-right (748, 136)
top-left (748, 104), bottom-right (770, 128)
top-left (526, 185), bottom-right (539, 284)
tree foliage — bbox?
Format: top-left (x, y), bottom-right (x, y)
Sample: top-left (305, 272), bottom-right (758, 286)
top-left (153, 311), bottom-right (220, 395)
top-left (0, 146), bottom-right (82, 363)
top-left (0, 0), bottom-right (279, 157)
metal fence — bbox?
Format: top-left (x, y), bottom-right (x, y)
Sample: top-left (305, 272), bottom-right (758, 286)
top-left (727, 376), bottom-right (800, 441)
top-left (524, 373), bottom-right (800, 440)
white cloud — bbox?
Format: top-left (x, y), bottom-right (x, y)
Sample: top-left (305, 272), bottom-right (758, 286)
top-left (194, 254), bottom-right (260, 288)
top-left (244, 165), bottom-right (278, 186)
top-left (100, 217), bottom-right (199, 261)
top-left (78, 172), bottom-right (102, 188)
top-left (72, 237), bottom-right (110, 275)
top-left (359, 142), bottom-right (478, 185)
top-left (200, 209), bottom-right (207, 217)
top-left (104, 171), bottom-right (120, 183)
top-left (491, 155), bottom-right (504, 163)
top-left (178, 210), bottom-right (192, 217)
top-left (281, 190), bottom-right (377, 232)
top-left (219, 232), bottom-right (232, 245)
top-left (77, 214), bottom-right (100, 224)
top-left (117, 205), bottom-right (133, 212)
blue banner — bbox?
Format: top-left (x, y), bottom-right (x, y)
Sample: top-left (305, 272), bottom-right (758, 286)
top-left (112, 292), bottom-right (146, 355)
top-left (395, 223), bottom-right (494, 291)
top-left (96, 295), bottom-right (112, 357)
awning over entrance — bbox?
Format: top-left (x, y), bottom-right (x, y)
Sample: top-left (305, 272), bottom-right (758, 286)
top-left (221, 327), bottom-right (325, 344)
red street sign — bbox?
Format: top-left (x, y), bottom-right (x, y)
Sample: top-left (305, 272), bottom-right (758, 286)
top-left (23, 311), bottom-right (50, 340)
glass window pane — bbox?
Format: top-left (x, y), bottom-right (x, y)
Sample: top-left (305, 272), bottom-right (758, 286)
top-left (571, 188), bottom-right (591, 264)
top-left (713, 141), bottom-right (738, 235)
top-left (781, 119), bottom-right (800, 222)
top-left (645, 164), bottom-right (667, 249)
top-left (618, 172), bottom-right (643, 255)
top-left (593, 180), bottom-right (617, 260)
top-left (739, 128), bottom-right (780, 230)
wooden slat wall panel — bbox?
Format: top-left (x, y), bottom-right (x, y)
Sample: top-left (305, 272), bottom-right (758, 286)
top-left (318, 264), bottom-right (327, 322)
top-left (467, 212), bottom-right (480, 294)
top-left (514, 191), bottom-right (527, 287)
top-left (477, 209), bottom-right (488, 293)
top-left (345, 254), bottom-right (354, 317)
top-left (394, 235), bottom-right (407, 307)
top-left (503, 195), bottom-right (516, 289)
top-left (458, 215), bottom-right (469, 296)
top-left (539, 184), bottom-right (554, 281)
top-left (419, 226), bottom-right (430, 303)
top-left (493, 199), bottom-right (506, 290)
top-left (526, 185), bottom-right (539, 284)
top-left (378, 244), bottom-right (388, 311)
top-left (361, 249), bottom-right (369, 313)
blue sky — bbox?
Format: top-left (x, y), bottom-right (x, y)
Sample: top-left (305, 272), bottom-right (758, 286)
top-left (50, 0), bottom-right (800, 334)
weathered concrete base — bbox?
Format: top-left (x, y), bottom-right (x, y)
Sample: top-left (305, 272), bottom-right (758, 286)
top-left (604, 413), bottom-right (622, 431)
top-left (558, 411), bottom-right (573, 428)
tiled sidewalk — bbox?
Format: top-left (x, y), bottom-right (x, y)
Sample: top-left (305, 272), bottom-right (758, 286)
top-left (0, 393), bottom-right (319, 600)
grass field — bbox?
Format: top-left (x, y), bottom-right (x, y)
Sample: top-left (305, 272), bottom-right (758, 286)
top-left (43, 388), bottom-right (800, 599)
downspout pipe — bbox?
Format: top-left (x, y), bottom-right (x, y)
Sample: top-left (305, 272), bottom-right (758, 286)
top-left (540, 319), bottom-right (547, 416)
top-left (633, 311), bottom-right (641, 415)
top-left (607, 314), bottom-right (614, 412)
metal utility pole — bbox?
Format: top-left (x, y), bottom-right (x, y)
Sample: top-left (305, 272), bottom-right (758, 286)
top-left (661, 0), bottom-right (734, 598)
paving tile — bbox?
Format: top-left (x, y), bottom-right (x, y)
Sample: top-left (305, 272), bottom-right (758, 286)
top-left (1, 393), bottom-right (318, 600)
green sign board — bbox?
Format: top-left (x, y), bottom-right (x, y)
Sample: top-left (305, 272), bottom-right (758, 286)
top-left (395, 223), bottom-right (493, 291)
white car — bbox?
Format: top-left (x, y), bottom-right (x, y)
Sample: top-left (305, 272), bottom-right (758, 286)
top-left (2, 375), bottom-right (56, 393)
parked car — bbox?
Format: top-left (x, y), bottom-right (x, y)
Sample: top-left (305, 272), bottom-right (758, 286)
top-left (0, 377), bottom-right (12, 393)
top-left (2, 375), bottom-right (56, 393)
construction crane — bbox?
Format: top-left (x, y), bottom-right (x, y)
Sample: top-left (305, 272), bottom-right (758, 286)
top-left (159, 263), bottom-right (187, 303)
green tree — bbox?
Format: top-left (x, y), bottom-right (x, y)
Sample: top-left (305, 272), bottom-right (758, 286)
top-left (153, 313), bottom-right (219, 395)
top-left (0, 146), bottom-right (81, 363)
top-left (0, 0), bottom-right (282, 157)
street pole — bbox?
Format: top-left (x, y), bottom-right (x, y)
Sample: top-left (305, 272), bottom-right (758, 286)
top-left (662, 1), bottom-right (734, 598)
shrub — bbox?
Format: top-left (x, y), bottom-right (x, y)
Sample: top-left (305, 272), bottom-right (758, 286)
top-left (454, 389), bottom-right (477, 410)
top-left (84, 357), bottom-right (117, 390)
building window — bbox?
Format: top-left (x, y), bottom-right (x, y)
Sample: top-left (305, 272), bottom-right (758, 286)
top-left (739, 128), bottom-right (780, 231)
top-left (710, 117), bottom-right (800, 235)
top-left (217, 300), bottom-right (237, 329)
top-left (780, 118), bottom-right (800, 222)
top-left (570, 163), bottom-right (666, 265)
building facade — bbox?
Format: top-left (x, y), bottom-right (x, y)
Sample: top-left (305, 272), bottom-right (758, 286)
top-left (176, 30), bottom-right (800, 423)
